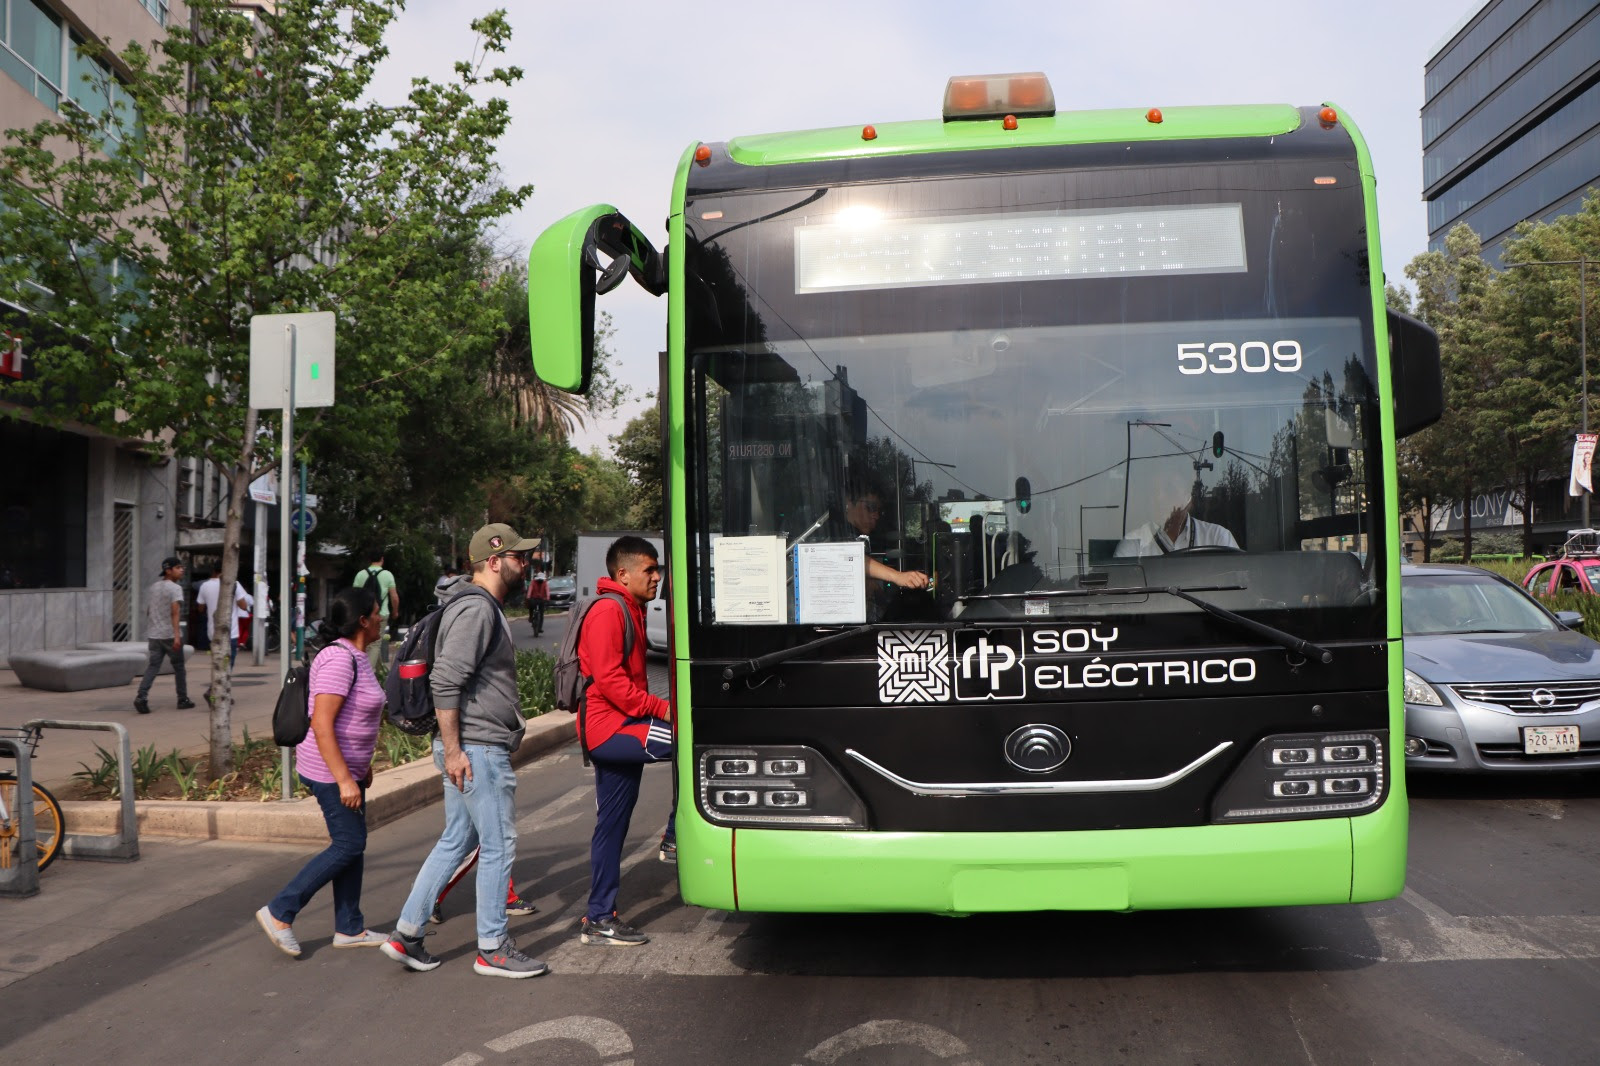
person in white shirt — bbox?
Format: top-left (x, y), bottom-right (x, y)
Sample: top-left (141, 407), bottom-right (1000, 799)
top-left (197, 572), bottom-right (252, 667)
top-left (1115, 458), bottom-right (1240, 557)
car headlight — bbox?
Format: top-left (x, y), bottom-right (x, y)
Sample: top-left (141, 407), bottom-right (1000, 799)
top-left (1403, 668), bottom-right (1444, 706)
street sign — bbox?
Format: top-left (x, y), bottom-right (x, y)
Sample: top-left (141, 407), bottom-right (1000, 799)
top-left (290, 509), bottom-right (318, 535)
top-left (248, 311), bottom-right (336, 409)
top-left (248, 471), bottom-right (278, 505)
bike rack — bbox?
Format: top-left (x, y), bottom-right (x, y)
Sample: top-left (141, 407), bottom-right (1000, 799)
top-left (0, 733), bottom-right (40, 897)
top-left (24, 719), bottom-right (139, 862)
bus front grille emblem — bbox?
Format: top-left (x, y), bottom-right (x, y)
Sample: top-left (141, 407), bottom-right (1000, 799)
top-left (1005, 724), bottom-right (1072, 773)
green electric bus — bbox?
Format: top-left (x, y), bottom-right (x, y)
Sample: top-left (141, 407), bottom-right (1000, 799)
top-left (529, 73), bottom-right (1442, 913)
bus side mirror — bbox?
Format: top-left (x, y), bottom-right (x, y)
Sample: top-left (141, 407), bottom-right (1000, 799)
top-left (527, 205), bottom-right (666, 393)
top-left (1389, 309), bottom-right (1443, 438)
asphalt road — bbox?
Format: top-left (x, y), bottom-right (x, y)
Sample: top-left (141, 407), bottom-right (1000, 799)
top-left (5, 617), bottom-right (1599, 1064)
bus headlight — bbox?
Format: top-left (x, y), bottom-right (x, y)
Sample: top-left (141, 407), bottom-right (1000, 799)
top-left (697, 746), bottom-right (866, 829)
top-left (1211, 731), bottom-right (1386, 822)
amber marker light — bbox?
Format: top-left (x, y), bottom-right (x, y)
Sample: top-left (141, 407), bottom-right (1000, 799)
top-left (1313, 176), bottom-right (1338, 185)
top-left (1002, 114), bottom-right (1018, 130)
top-left (862, 125), bottom-right (877, 141)
top-left (1146, 108), bottom-right (1163, 124)
top-left (1319, 106), bottom-right (1339, 128)
top-left (942, 71), bottom-right (1054, 121)
top-left (694, 144), bottom-right (712, 166)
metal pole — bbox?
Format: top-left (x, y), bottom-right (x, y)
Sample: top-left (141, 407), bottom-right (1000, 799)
top-left (279, 324), bottom-right (297, 801)
top-left (297, 457), bottom-right (308, 661)
top-left (1582, 253), bottom-right (1589, 529)
top-left (252, 500), bottom-right (266, 667)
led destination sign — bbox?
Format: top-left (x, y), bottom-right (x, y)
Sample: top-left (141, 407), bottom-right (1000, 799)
top-left (795, 203), bottom-right (1247, 294)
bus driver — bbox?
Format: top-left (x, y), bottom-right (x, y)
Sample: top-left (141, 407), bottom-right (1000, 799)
top-left (1114, 458), bottom-right (1239, 557)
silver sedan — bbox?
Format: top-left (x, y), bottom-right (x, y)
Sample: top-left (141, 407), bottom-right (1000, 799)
top-left (1402, 563), bottom-right (1600, 773)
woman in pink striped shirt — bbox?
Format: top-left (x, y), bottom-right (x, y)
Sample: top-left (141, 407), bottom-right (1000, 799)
top-left (256, 585), bottom-right (388, 957)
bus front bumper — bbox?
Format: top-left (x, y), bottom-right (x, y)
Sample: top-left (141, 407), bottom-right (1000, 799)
top-left (678, 811), bottom-right (1405, 914)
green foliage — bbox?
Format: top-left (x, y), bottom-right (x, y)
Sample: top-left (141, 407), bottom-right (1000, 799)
top-left (72, 745), bottom-right (121, 798)
top-left (1399, 194), bottom-right (1600, 558)
top-left (0, 1), bottom-right (535, 779)
top-left (257, 759), bottom-right (283, 802)
top-left (231, 726), bottom-right (274, 768)
top-left (612, 401), bottom-right (665, 529)
top-left (164, 750), bottom-right (201, 800)
top-left (130, 743), bottom-right (167, 799)
top-left (516, 648), bottom-right (555, 719)
top-left (378, 721), bottom-right (432, 769)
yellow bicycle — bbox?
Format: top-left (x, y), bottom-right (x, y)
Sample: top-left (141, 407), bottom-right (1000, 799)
top-left (0, 727), bottom-right (64, 871)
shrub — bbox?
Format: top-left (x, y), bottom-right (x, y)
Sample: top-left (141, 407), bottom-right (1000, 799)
top-left (517, 648), bottom-right (555, 719)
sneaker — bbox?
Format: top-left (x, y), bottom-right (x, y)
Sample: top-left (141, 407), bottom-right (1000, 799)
top-left (133, 698), bottom-right (151, 715)
top-left (429, 900), bottom-right (444, 925)
top-left (659, 839), bottom-right (677, 863)
top-left (579, 914), bottom-right (648, 947)
top-left (505, 894), bottom-right (538, 917)
top-left (176, 697), bottom-right (196, 709)
top-left (380, 931), bottom-right (441, 972)
top-left (473, 935), bottom-right (549, 979)
top-left (254, 906), bottom-right (301, 957)
top-left (331, 929), bottom-right (387, 948)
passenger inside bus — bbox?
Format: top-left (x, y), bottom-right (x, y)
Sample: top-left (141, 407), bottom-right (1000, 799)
top-left (1115, 457), bottom-right (1241, 557)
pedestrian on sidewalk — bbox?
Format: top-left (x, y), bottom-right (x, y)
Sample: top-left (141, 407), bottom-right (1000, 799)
top-left (577, 536), bottom-right (675, 949)
top-left (353, 547), bottom-right (399, 671)
top-left (528, 567), bottom-right (549, 637)
top-left (197, 571), bottom-right (250, 667)
top-left (134, 557), bottom-right (194, 714)
top-left (381, 522), bottom-right (548, 979)
top-left (255, 585), bottom-right (388, 958)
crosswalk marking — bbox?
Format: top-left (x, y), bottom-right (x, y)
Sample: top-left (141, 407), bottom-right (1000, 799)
top-left (1368, 888), bottom-right (1600, 963)
top-left (525, 887), bottom-right (1600, 976)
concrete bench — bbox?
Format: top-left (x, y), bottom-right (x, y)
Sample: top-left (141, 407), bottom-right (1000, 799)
top-left (9, 648), bottom-right (148, 691)
top-left (78, 641), bottom-right (195, 677)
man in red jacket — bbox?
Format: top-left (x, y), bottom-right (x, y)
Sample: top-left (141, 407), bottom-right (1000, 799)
top-left (578, 535), bottom-right (674, 947)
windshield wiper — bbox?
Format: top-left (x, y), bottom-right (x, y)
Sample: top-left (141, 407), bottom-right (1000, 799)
top-left (965, 583), bottom-right (1332, 664)
top-left (722, 624), bottom-right (874, 680)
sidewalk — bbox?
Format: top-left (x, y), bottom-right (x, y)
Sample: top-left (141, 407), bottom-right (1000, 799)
top-left (0, 651), bottom-right (285, 792)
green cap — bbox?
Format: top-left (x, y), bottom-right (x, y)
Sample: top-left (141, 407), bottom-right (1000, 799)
top-left (468, 523), bottom-right (538, 564)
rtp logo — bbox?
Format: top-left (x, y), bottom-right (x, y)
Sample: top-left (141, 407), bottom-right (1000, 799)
top-left (954, 628), bottom-right (1026, 701)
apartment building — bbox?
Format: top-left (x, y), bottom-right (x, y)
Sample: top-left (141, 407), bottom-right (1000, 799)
top-left (0, 0), bottom-right (200, 666)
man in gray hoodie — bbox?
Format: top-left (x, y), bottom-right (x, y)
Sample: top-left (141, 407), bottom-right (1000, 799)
top-left (381, 522), bottom-right (547, 979)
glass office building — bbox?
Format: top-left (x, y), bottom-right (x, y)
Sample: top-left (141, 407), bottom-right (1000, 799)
top-left (1423, 0), bottom-right (1600, 265)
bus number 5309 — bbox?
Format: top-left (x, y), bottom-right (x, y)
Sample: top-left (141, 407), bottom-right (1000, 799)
top-left (1177, 340), bottom-right (1303, 375)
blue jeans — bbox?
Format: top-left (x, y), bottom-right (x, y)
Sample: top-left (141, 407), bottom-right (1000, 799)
top-left (586, 726), bottom-right (674, 922)
top-left (267, 776), bottom-right (367, 935)
top-left (395, 740), bottom-right (517, 950)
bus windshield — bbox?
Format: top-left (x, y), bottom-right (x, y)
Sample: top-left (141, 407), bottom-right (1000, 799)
top-left (685, 159), bottom-right (1385, 641)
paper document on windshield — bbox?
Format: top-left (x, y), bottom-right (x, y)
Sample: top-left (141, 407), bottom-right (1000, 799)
top-left (794, 541), bottom-right (867, 624)
top-left (712, 535), bottom-right (787, 623)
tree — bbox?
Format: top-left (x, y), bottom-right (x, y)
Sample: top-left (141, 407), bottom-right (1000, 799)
top-left (1496, 191), bottom-right (1600, 547)
top-left (612, 401), bottom-right (664, 529)
top-left (0, 1), bottom-right (531, 778)
top-left (1403, 224), bottom-right (1510, 562)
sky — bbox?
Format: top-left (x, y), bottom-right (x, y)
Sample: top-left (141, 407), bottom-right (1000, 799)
top-left (375, 0), bottom-right (1483, 457)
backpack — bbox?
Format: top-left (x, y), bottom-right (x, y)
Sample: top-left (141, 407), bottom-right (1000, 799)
top-left (358, 566), bottom-right (387, 613)
top-left (383, 585), bottom-right (503, 737)
top-left (553, 591), bottom-right (635, 765)
top-left (270, 638), bottom-right (355, 747)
